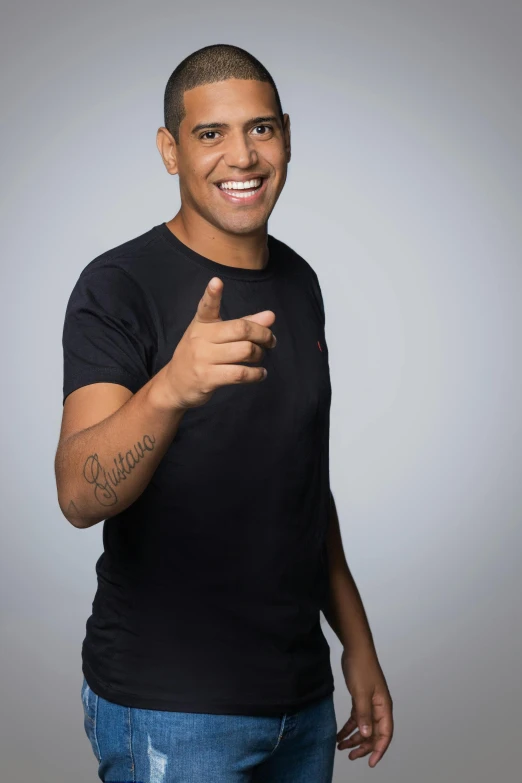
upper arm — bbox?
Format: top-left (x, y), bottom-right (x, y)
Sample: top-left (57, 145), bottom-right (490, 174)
top-left (59, 262), bottom-right (156, 436)
top-left (61, 262), bottom-right (156, 403)
top-left (57, 261), bottom-right (156, 456)
top-left (58, 381), bottom-right (134, 448)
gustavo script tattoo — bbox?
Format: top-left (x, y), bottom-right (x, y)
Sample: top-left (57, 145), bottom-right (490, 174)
top-left (81, 433), bottom-right (156, 507)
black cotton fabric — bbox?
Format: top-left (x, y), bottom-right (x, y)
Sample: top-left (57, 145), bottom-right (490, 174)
top-left (62, 222), bottom-right (334, 716)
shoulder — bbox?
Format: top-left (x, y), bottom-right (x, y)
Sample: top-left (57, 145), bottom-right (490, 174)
top-left (67, 227), bottom-right (165, 325)
top-left (64, 228), bottom-right (163, 336)
top-left (268, 234), bottom-right (319, 283)
top-left (76, 226), bottom-right (161, 287)
top-left (269, 234), bottom-right (325, 325)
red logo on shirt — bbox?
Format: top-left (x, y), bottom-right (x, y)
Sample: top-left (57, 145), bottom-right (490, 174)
top-left (317, 340), bottom-right (323, 352)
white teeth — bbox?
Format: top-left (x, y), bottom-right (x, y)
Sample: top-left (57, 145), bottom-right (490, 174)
top-left (219, 178), bottom-right (262, 191)
top-left (222, 189), bottom-right (257, 198)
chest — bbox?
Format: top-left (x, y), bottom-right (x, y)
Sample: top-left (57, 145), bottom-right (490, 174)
top-left (149, 273), bottom-right (330, 440)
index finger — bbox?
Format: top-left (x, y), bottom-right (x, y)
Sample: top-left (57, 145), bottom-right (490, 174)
top-left (194, 277), bottom-right (223, 323)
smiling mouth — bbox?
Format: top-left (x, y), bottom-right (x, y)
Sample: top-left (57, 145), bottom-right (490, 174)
top-left (214, 177), bottom-right (268, 204)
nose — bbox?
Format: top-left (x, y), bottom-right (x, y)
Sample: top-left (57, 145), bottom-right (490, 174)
top-left (223, 130), bottom-right (259, 169)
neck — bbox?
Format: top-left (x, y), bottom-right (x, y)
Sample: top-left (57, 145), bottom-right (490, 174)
top-left (165, 208), bottom-right (269, 271)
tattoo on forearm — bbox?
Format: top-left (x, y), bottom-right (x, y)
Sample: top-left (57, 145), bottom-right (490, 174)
top-left (82, 434), bottom-right (156, 507)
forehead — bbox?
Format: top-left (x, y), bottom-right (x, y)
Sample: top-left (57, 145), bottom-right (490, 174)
top-left (181, 78), bottom-right (278, 125)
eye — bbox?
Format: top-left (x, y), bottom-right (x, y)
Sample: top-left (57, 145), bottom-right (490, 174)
top-left (252, 124), bottom-right (273, 135)
top-left (200, 131), bottom-right (221, 140)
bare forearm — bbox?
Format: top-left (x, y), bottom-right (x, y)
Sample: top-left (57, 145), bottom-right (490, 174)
top-left (55, 366), bottom-right (185, 528)
top-left (323, 492), bottom-right (377, 656)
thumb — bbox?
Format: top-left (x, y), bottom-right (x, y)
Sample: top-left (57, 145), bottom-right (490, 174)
top-left (195, 277), bottom-right (223, 322)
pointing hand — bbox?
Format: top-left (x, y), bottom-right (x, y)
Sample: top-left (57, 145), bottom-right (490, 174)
top-left (163, 276), bottom-right (276, 410)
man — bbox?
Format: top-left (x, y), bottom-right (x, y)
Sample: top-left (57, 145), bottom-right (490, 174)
top-left (55, 43), bottom-right (393, 782)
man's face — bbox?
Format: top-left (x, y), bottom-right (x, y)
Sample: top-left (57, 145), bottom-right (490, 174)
top-left (167, 79), bottom-right (290, 235)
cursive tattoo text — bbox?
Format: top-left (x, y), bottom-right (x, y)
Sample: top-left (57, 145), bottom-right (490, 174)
top-left (82, 433), bottom-right (156, 507)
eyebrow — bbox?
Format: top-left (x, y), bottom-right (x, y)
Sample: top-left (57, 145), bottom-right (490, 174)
top-left (190, 115), bottom-right (281, 135)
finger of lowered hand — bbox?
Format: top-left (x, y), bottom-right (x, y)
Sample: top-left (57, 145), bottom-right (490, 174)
top-left (337, 728), bottom-right (363, 749)
top-left (336, 715), bottom-right (357, 743)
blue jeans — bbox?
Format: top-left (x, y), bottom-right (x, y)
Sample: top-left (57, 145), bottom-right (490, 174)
top-left (81, 676), bottom-right (337, 782)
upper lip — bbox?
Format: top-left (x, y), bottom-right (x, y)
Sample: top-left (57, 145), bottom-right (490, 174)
top-left (214, 174), bottom-right (267, 186)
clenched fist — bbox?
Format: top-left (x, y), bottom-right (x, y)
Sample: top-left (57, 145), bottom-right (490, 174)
top-left (161, 276), bottom-right (277, 410)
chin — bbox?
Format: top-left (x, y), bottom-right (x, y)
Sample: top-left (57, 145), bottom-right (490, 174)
top-left (216, 213), bottom-right (269, 235)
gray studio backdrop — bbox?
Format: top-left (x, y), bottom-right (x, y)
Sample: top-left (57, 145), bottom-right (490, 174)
top-left (1, 1), bottom-right (520, 781)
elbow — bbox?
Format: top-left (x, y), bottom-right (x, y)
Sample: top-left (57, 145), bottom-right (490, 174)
top-left (57, 494), bottom-right (95, 529)
top-left (66, 511), bottom-right (100, 530)
top-left (55, 473), bottom-right (94, 529)
top-left (67, 514), bottom-right (93, 530)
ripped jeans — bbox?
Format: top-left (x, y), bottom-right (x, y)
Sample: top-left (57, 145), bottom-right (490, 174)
top-left (81, 677), bottom-right (337, 782)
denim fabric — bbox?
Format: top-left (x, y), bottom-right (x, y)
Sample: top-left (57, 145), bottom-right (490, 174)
top-left (81, 676), bottom-right (337, 782)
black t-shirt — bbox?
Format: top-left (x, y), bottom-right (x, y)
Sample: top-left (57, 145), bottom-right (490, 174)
top-left (62, 222), bottom-right (334, 715)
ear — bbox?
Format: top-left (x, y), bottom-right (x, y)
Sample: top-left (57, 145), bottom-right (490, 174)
top-left (283, 113), bottom-right (291, 163)
top-left (156, 126), bottom-right (179, 175)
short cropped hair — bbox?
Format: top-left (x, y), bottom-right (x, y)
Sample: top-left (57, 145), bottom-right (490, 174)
top-left (164, 44), bottom-right (284, 144)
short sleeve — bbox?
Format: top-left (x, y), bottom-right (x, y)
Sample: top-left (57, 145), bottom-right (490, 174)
top-left (62, 264), bottom-right (156, 405)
